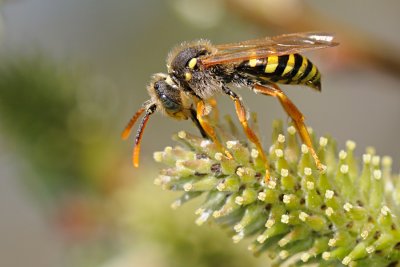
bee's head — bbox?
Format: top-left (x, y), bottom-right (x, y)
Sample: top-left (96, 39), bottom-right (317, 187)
top-left (121, 73), bottom-right (191, 168)
top-left (147, 73), bottom-right (187, 118)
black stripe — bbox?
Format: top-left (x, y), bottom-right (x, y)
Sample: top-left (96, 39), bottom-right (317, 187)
top-left (236, 59), bottom-right (266, 76)
top-left (299, 58), bottom-right (313, 82)
top-left (285, 54), bottom-right (303, 81)
top-left (254, 58), bottom-right (267, 74)
top-left (310, 70), bottom-right (320, 83)
top-left (270, 55), bottom-right (289, 82)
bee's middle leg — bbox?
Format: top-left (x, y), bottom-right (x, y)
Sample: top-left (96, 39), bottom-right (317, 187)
top-left (222, 85), bottom-right (271, 182)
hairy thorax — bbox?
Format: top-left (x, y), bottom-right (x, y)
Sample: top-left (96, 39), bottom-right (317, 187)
top-left (167, 40), bottom-right (231, 100)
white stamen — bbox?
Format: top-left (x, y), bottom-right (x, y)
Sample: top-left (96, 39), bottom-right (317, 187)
top-left (301, 144), bottom-right (309, 154)
top-left (287, 126), bottom-right (296, 134)
top-left (171, 200), bottom-right (181, 209)
top-left (299, 212), bottom-right (309, 221)
top-left (212, 210), bottom-right (221, 218)
top-left (339, 150), bottom-right (347, 160)
top-left (301, 253), bottom-right (311, 262)
top-left (361, 230), bottom-right (369, 239)
top-left (232, 231), bottom-right (244, 243)
top-left (382, 156), bottom-right (393, 167)
top-left (319, 137), bottom-right (328, 147)
top-left (372, 156), bottom-right (380, 166)
top-left (265, 219), bottom-right (275, 228)
top-left (277, 134), bottom-right (285, 143)
top-left (278, 238), bottom-right (289, 247)
top-left (366, 246), bottom-right (375, 254)
top-left (251, 149), bottom-right (259, 158)
top-left (236, 167), bottom-right (245, 177)
top-left (234, 223), bottom-right (243, 232)
top-left (200, 140), bottom-right (210, 148)
top-left (235, 196), bottom-right (244, 205)
top-left (322, 252), bottom-right (331, 260)
top-left (257, 234), bottom-right (267, 244)
top-left (346, 140), bottom-right (356, 150)
top-left (340, 164), bottom-right (349, 174)
top-left (343, 202), bottom-right (353, 212)
top-left (325, 190), bottom-right (334, 199)
top-left (373, 170), bottom-right (382, 180)
top-left (183, 183), bottom-right (192, 192)
top-left (325, 207), bottom-right (334, 217)
top-left (306, 181), bottom-right (315, 190)
top-left (268, 180), bottom-right (277, 189)
top-left (258, 191), bottom-right (266, 201)
top-left (363, 154), bottom-right (371, 164)
top-left (279, 250), bottom-right (289, 259)
top-left (275, 149), bottom-right (283, 158)
top-left (226, 140), bottom-right (238, 149)
top-left (381, 205), bottom-right (391, 216)
top-left (178, 131), bottom-right (186, 139)
top-left (328, 238), bottom-right (336, 247)
top-left (195, 211), bottom-right (211, 225)
top-left (283, 194), bottom-right (291, 204)
top-left (214, 152), bottom-right (223, 161)
top-left (153, 152), bottom-right (163, 162)
top-left (342, 256), bottom-right (352, 266)
top-left (216, 183), bottom-right (226, 191)
top-left (281, 214), bottom-right (289, 224)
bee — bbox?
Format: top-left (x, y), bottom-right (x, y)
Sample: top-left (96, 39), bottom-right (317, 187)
top-left (122, 32), bottom-right (338, 181)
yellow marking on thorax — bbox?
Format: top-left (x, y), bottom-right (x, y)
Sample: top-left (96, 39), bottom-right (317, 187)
top-left (302, 64), bottom-right (318, 82)
top-left (185, 72), bottom-right (192, 81)
top-left (188, 58), bottom-right (197, 69)
top-left (249, 58), bottom-right (258, 67)
top-left (265, 56), bottom-right (279, 73)
top-left (165, 75), bottom-right (174, 85)
top-left (282, 54), bottom-right (295, 76)
top-left (292, 56), bottom-right (308, 80)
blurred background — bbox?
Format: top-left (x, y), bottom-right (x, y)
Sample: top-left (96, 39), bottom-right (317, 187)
top-left (0, 0), bottom-right (399, 266)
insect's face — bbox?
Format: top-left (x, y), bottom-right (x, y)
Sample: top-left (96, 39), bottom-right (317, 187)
top-left (147, 74), bottom-right (190, 120)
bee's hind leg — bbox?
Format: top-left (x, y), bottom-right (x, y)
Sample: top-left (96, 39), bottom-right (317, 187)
top-left (253, 82), bottom-right (324, 172)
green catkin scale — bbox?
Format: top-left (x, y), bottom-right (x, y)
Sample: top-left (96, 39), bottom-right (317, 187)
top-left (154, 118), bottom-right (400, 266)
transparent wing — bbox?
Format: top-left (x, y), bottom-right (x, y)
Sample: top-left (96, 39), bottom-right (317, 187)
top-left (200, 32), bottom-right (338, 67)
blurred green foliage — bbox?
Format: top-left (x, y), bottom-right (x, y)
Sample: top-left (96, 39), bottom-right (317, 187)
top-left (0, 55), bottom-right (86, 198)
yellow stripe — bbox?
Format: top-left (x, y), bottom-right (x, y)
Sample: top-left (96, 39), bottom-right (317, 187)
top-left (265, 56), bottom-right (279, 73)
top-left (282, 54), bottom-right (295, 76)
top-left (302, 64), bottom-right (318, 82)
top-left (292, 56), bottom-right (308, 80)
top-left (312, 71), bottom-right (321, 83)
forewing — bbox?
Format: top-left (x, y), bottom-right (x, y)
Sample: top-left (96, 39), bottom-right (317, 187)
top-left (200, 32), bottom-right (338, 67)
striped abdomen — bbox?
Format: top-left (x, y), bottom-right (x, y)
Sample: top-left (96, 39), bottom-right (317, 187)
top-left (236, 54), bottom-right (321, 91)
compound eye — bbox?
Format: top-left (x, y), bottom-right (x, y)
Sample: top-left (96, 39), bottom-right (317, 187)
top-left (160, 93), bottom-right (180, 111)
top-left (153, 80), bottom-right (181, 112)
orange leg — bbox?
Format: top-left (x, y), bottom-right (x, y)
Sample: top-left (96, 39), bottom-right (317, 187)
top-left (253, 83), bottom-right (323, 171)
top-left (207, 97), bottom-right (219, 122)
top-left (196, 101), bottom-right (232, 158)
top-left (222, 86), bottom-right (271, 182)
